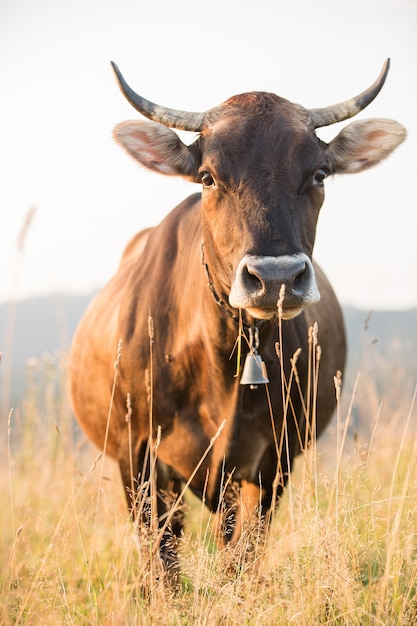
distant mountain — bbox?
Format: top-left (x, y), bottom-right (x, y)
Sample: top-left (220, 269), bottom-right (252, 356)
top-left (0, 293), bottom-right (416, 413)
top-left (343, 305), bottom-right (417, 371)
top-left (0, 293), bottom-right (95, 411)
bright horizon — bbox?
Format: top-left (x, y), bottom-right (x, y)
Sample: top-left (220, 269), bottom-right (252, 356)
top-left (1, 0), bottom-right (416, 311)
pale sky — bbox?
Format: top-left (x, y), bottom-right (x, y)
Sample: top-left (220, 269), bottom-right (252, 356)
top-left (1, 0), bottom-right (416, 310)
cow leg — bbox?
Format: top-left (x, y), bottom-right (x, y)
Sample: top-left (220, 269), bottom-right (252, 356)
top-left (214, 439), bottom-right (297, 554)
top-left (211, 478), bottom-right (266, 579)
top-left (118, 445), bottom-right (184, 584)
top-left (155, 463), bottom-right (184, 582)
top-left (233, 480), bottom-right (265, 538)
top-left (213, 479), bottom-right (264, 550)
top-left (118, 450), bottom-right (140, 516)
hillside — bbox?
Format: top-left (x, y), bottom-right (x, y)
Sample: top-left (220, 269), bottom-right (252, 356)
top-left (0, 293), bottom-right (416, 413)
top-left (0, 293), bottom-right (94, 411)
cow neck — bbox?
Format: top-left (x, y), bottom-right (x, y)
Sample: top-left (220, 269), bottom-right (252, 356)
top-left (201, 242), bottom-right (259, 332)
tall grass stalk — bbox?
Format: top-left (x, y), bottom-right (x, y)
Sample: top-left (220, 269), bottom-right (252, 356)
top-left (87, 338), bottom-right (123, 596)
top-left (1, 329), bottom-right (417, 623)
top-left (376, 383), bottom-right (417, 622)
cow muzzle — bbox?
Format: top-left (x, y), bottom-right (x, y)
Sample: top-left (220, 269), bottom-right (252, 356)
top-left (229, 253), bottom-right (320, 320)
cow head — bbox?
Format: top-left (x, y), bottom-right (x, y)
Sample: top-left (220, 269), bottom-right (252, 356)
top-left (112, 60), bottom-right (406, 321)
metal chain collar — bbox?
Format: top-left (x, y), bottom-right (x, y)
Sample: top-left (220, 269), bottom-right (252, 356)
top-left (201, 243), bottom-right (253, 329)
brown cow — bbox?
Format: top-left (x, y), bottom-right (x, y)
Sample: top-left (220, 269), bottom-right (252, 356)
top-left (69, 60), bottom-right (405, 575)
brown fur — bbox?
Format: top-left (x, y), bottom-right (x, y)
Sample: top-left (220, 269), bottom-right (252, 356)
top-left (69, 90), bottom-right (405, 574)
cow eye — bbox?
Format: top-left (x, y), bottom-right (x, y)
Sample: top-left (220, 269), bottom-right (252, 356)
top-left (200, 171), bottom-right (215, 188)
top-left (314, 168), bottom-right (329, 185)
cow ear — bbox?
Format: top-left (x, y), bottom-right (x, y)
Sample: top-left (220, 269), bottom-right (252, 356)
top-left (327, 119), bottom-right (406, 174)
top-left (113, 120), bottom-right (198, 179)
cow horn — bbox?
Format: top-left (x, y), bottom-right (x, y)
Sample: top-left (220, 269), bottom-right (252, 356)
top-left (309, 59), bottom-right (390, 128)
top-left (111, 62), bottom-right (206, 132)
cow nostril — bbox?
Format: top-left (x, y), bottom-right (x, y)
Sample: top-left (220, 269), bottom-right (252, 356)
top-left (244, 265), bottom-right (265, 293)
top-left (292, 261), bottom-right (313, 296)
top-left (292, 263), bottom-right (307, 291)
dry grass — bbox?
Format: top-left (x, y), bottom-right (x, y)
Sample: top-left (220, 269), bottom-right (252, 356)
top-left (1, 336), bottom-right (417, 624)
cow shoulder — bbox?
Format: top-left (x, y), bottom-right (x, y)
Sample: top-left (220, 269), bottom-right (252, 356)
top-left (119, 227), bottom-right (153, 267)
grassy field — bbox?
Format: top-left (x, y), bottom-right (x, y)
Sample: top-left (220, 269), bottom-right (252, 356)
top-left (1, 343), bottom-right (417, 625)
